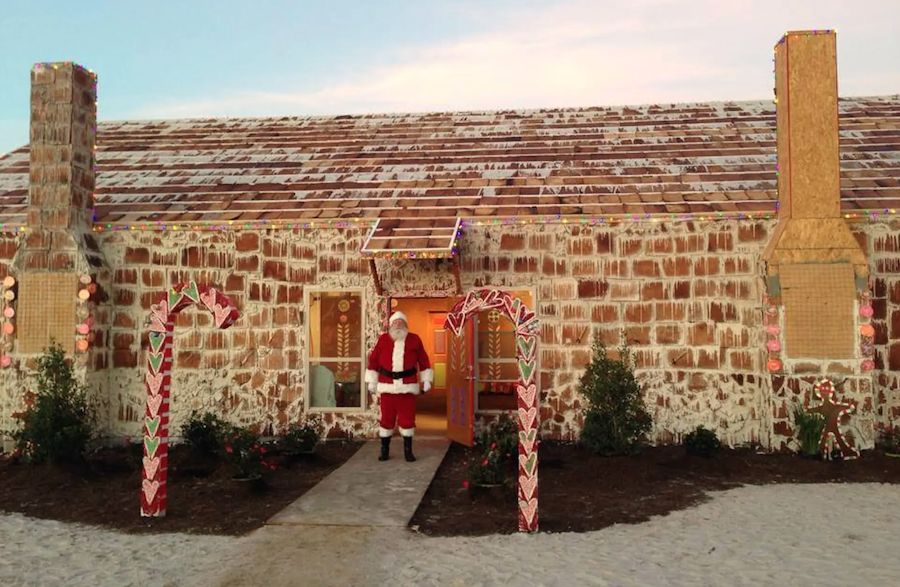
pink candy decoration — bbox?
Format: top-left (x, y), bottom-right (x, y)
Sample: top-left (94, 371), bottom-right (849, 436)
top-left (861, 359), bottom-right (875, 371)
top-left (766, 339), bottom-right (781, 352)
top-left (76, 323), bottom-right (90, 335)
top-left (766, 358), bottom-right (782, 372)
top-left (766, 325), bottom-right (781, 335)
top-left (860, 305), bottom-right (874, 317)
top-left (2, 307), bottom-right (13, 318)
top-left (0, 355), bottom-right (10, 367)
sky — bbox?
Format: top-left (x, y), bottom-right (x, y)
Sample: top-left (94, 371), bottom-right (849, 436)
top-left (1, 0), bottom-right (898, 156)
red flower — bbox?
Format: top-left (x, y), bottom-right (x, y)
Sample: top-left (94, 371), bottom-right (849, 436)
top-left (225, 446), bottom-right (233, 453)
top-left (260, 447), bottom-right (267, 454)
top-left (269, 465), bottom-right (277, 471)
top-left (482, 460), bottom-right (489, 466)
top-left (491, 442), bottom-right (497, 449)
top-left (261, 460), bottom-right (268, 467)
top-left (462, 480), bottom-right (469, 489)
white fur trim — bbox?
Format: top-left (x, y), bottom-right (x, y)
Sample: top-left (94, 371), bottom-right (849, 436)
top-left (377, 381), bottom-right (420, 394)
top-left (365, 369), bottom-right (379, 385)
top-left (379, 427), bottom-right (394, 438)
top-left (392, 338), bottom-right (405, 372)
top-left (389, 311), bottom-right (407, 324)
top-left (420, 368), bottom-right (434, 383)
top-left (399, 427), bottom-right (415, 437)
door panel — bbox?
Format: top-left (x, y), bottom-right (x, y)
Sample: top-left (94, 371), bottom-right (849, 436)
top-left (446, 319), bottom-right (475, 446)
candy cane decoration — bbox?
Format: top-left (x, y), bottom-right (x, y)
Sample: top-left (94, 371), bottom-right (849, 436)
top-left (140, 282), bottom-right (239, 517)
top-left (445, 289), bottom-right (539, 532)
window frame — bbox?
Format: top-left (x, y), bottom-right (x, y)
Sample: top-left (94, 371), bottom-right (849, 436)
top-left (304, 287), bottom-right (367, 413)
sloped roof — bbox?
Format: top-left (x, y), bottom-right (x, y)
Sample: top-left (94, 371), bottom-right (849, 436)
top-left (0, 95), bottom-right (898, 229)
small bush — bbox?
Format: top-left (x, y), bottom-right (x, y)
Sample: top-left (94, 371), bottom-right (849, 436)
top-left (683, 425), bottom-right (721, 457)
top-left (222, 425), bottom-right (276, 479)
top-left (577, 337), bottom-right (652, 456)
top-left (278, 415), bottom-right (324, 454)
top-left (792, 403), bottom-right (826, 457)
top-left (11, 343), bottom-right (94, 464)
top-left (180, 411), bottom-right (229, 458)
top-left (467, 442), bottom-right (510, 487)
top-left (477, 413), bottom-right (518, 458)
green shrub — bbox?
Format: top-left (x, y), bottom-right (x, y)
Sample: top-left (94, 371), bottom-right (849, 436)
top-left (577, 337), bottom-right (652, 456)
top-left (467, 442), bottom-right (510, 487)
top-left (683, 425), bottom-right (721, 457)
top-left (278, 415), bottom-right (324, 454)
top-left (12, 342), bottom-right (94, 464)
top-left (180, 411), bottom-right (229, 458)
top-left (222, 425), bottom-right (275, 479)
top-left (792, 403), bottom-right (825, 457)
top-left (477, 413), bottom-right (518, 458)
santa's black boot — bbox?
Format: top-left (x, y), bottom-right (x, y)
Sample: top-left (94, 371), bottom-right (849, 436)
top-left (379, 436), bottom-right (390, 461)
top-left (403, 436), bottom-right (416, 462)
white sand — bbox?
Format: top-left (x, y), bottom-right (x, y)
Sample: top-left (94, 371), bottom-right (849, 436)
top-left (2, 483), bottom-right (899, 587)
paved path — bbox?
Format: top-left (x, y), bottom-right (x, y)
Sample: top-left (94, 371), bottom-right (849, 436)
top-left (268, 438), bottom-right (448, 527)
top-left (184, 438), bottom-right (448, 587)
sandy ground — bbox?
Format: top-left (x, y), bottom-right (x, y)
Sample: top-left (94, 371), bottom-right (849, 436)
top-left (2, 483), bottom-right (899, 587)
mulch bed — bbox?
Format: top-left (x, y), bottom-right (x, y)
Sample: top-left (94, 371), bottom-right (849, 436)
top-left (0, 440), bottom-right (363, 536)
top-left (409, 441), bottom-right (900, 536)
top-left (5, 439), bottom-right (900, 538)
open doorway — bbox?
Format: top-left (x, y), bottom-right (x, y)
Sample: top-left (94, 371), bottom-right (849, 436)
top-left (391, 290), bottom-right (534, 437)
top-left (391, 297), bottom-right (459, 437)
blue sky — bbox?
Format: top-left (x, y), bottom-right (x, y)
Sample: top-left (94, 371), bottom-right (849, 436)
top-left (1, 0), bottom-right (898, 156)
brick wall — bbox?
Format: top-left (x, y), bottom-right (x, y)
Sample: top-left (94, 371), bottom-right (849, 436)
top-left (4, 217), bottom-right (899, 449)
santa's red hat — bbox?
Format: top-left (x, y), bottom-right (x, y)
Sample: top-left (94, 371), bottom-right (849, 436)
top-left (389, 311), bottom-right (408, 325)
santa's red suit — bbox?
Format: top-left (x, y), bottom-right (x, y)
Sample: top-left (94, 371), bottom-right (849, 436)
top-left (365, 312), bottom-right (433, 443)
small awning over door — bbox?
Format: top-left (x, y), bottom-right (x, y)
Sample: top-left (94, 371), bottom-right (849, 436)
top-left (360, 218), bottom-right (463, 295)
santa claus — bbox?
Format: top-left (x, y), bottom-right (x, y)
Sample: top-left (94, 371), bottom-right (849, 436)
top-left (365, 311), bottom-right (433, 462)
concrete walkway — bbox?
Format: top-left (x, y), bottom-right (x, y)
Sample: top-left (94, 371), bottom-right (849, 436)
top-left (180, 438), bottom-right (450, 587)
top-left (268, 437), bottom-right (449, 528)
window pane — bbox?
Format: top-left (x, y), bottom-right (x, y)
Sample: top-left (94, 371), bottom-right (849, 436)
top-left (309, 291), bottom-right (362, 359)
top-left (309, 361), bottom-right (363, 408)
top-left (477, 361), bottom-right (520, 387)
top-left (477, 308), bottom-right (516, 362)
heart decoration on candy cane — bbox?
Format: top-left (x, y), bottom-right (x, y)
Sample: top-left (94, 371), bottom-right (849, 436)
top-left (518, 406), bottom-right (537, 431)
top-left (519, 475), bottom-right (538, 500)
top-left (517, 383), bottom-right (537, 408)
top-left (143, 456), bottom-right (161, 480)
top-left (144, 415), bottom-right (161, 438)
top-left (519, 498), bottom-right (538, 527)
top-left (147, 394), bottom-right (163, 418)
top-left (200, 289), bottom-right (217, 312)
top-left (142, 479), bottom-right (161, 505)
top-left (146, 372), bottom-right (164, 396)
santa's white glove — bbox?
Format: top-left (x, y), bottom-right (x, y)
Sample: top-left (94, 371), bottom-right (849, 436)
top-left (367, 382), bottom-right (376, 393)
top-left (422, 381), bottom-right (432, 393)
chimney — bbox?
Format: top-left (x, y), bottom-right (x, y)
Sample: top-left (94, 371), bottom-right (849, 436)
top-left (22, 62), bottom-right (97, 271)
top-left (11, 62), bottom-right (103, 357)
top-left (763, 31), bottom-right (867, 273)
top-left (763, 31), bottom-right (868, 364)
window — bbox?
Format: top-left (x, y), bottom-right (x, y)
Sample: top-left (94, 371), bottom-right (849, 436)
top-left (306, 290), bottom-right (365, 409)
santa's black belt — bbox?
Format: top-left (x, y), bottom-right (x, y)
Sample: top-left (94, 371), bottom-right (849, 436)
top-left (378, 367), bottom-right (416, 379)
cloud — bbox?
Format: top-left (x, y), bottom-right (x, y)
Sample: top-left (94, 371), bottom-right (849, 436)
top-left (133, 0), bottom-right (899, 119)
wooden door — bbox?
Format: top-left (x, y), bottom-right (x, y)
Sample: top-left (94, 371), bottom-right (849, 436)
top-left (446, 318), bottom-right (475, 446)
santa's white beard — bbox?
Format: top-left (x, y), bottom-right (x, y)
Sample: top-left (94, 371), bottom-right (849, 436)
top-left (389, 326), bottom-right (408, 341)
